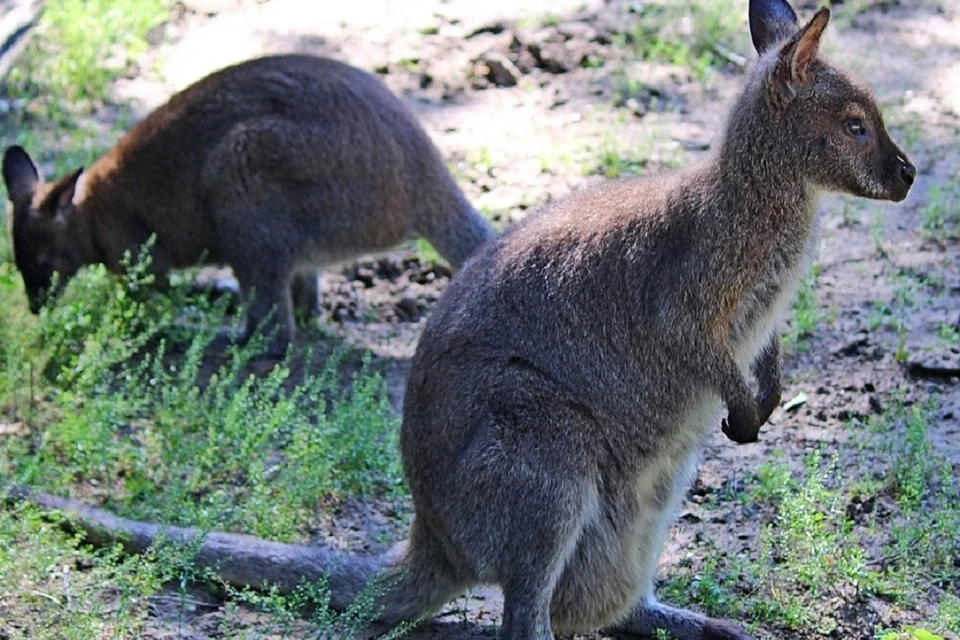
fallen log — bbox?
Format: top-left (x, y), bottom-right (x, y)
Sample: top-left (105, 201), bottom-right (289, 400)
top-left (2, 482), bottom-right (391, 606)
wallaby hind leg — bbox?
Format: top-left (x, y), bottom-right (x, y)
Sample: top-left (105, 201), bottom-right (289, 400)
top-left (500, 578), bottom-right (555, 640)
top-left (232, 264), bottom-right (295, 357)
top-left (604, 600), bottom-right (753, 640)
top-left (497, 481), bottom-right (590, 640)
top-left (470, 442), bottom-right (594, 639)
top-left (291, 271), bottom-right (321, 321)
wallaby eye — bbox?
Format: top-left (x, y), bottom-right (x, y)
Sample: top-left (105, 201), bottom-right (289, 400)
top-left (846, 119), bottom-right (866, 137)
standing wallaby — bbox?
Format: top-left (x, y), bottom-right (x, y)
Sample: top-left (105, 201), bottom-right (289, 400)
top-left (8, 2), bottom-right (915, 639)
top-left (2, 55), bottom-right (493, 355)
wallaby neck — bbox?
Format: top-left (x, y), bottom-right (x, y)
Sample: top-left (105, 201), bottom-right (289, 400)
top-left (714, 84), bottom-right (819, 232)
top-left (73, 166), bottom-right (119, 269)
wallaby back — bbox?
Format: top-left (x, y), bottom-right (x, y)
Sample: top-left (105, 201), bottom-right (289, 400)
top-left (7, 3), bottom-right (917, 640)
top-left (2, 55), bottom-right (493, 354)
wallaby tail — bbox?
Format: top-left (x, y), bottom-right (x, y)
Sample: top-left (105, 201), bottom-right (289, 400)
top-left (3, 484), bottom-right (460, 625)
top-left (419, 188), bottom-right (495, 270)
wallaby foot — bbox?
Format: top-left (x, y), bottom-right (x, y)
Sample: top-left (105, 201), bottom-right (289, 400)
top-left (291, 271), bottom-right (321, 321)
top-left (603, 600), bottom-right (754, 640)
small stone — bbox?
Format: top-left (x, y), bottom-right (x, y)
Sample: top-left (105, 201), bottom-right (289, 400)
top-left (476, 53), bottom-right (520, 87)
top-left (396, 296), bottom-right (420, 321)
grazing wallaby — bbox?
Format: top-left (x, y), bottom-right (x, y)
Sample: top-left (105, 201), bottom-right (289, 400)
top-left (8, 1), bottom-right (915, 639)
top-left (2, 55), bottom-right (493, 355)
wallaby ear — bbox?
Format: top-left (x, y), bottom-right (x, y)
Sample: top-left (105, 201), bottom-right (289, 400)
top-left (787, 8), bottom-right (830, 83)
top-left (44, 167), bottom-right (84, 215)
top-left (769, 7), bottom-right (830, 109)
top-left (2, 145), bottom-right (40, 205)
top-left (749, 0), bottom-right (799, 54)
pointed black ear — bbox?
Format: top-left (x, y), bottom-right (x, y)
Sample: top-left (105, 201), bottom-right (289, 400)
top-left (749, 0), bottom-right (800, 54)
top-left (2, 145), bottom-right (40, 204)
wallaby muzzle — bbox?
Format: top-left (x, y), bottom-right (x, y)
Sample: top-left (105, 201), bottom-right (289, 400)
top-left (898, 156), bottom-right (916, 187)
top-left (887, 149), bottom-right (916, 202)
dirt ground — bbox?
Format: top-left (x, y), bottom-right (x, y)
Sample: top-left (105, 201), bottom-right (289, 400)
top-left (59, 0), bottom-right (960, 637)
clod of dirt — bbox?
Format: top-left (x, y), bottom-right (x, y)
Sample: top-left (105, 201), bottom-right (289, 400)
top-left (396, 296), bottom-right (421, 322)
top-left (474, 52), bottom-right (520, 88)
top-left (906, 350), bottom-right (960, 379)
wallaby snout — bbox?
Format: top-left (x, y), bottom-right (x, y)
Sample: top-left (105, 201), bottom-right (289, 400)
top-left (899, 157), bottom-right (917, 186)
top-left (889, 149), bottom-right (916, 201)
top-left (854, 121), bottom-right (915, 203)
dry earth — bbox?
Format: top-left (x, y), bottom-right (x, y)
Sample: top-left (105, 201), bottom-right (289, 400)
top-left (29, 0), bottom-right (960, 637)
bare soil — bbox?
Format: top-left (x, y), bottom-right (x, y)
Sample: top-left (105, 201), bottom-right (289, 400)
top-left (56, 0), bottom-right (960, 637)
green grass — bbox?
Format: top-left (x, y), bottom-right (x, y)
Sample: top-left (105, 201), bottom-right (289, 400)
top-left (590, 134), bottom-right (650, 178)
top-left (612, 0), bottom-right (748, 81)
top-left (0, 502), bottom-right (409, 639)
top-left (0, 248), bottom-right (408, 636)
top-left (5, 0), bottom-right (171, 123)
top-left (782, 265), bottom-right (823, 352)
top-left (865, 269), bottom-right (936, 364)
top-left (584, 126), bottom-right (686, 179)
top-left (660, 393), bottom-right (958, 637)
top-left (920, 182), bottom-right (960, 241)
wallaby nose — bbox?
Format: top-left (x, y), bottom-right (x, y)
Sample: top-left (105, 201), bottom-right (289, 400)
top-left (899, 158), bottom-right (916, 186)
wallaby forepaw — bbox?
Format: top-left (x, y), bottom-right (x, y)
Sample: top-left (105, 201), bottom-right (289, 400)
top-left (755, 387), bottom-right (781, 426)
top-left (702, 617), bottom-right (755, 640)
top-left (721, 403), bottom-right (761, 444)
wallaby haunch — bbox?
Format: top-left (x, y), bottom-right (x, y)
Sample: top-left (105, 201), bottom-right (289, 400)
top-left (8, 2), bottom-right (915, 639)
top-left (2, 55), bottom-right (493, 355)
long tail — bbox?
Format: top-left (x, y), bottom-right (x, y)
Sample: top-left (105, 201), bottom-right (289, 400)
top-left (3, 483), bottom-right (387, 608)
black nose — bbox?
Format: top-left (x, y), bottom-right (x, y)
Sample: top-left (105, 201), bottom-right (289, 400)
top-left (900, 158), bottom-right (916, 186)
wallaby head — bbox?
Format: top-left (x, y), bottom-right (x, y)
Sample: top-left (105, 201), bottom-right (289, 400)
top-left (3, 146), bottom-right (89, 313)
top-left (733, 0), bottom-right (914, 203)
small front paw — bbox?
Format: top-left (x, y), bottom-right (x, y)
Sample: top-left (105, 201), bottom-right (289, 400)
top-left (721, 403), bottom-right (760, 444)
top-left (756, 387), bottom-right (782, 426)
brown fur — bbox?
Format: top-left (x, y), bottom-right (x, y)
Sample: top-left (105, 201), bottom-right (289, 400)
top-left (7, 2), bottom-right (916, 639)
top-left (2, 55), bottom-right (494, 355)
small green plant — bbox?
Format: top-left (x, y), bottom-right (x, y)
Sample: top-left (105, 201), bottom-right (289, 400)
top-left (890, 273), bottom-right (920, 363)
top-left (782, 265), bottom-right (823, 351)
top-left (414, 238), bottom-right (444, 266)
top-left (613, 0), bottom-right (747, 81)
top-left (920, 183), bottom-right (960, 241)
top-left (878, 628), bottom-right (947, 640)
top-left (540, 13), bottom-right (562, 28)
top-left (591, 135), bottom-right (647, 178)
top-left (887, 401), bottom-right (936, 510)
top-left (938, 322), bottom-right (959, 345)
top-left (870, 210), bottom-right (886, 255)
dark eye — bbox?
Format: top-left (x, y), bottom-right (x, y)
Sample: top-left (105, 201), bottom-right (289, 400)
top-left (846, 119), bottom-right (866, 137)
